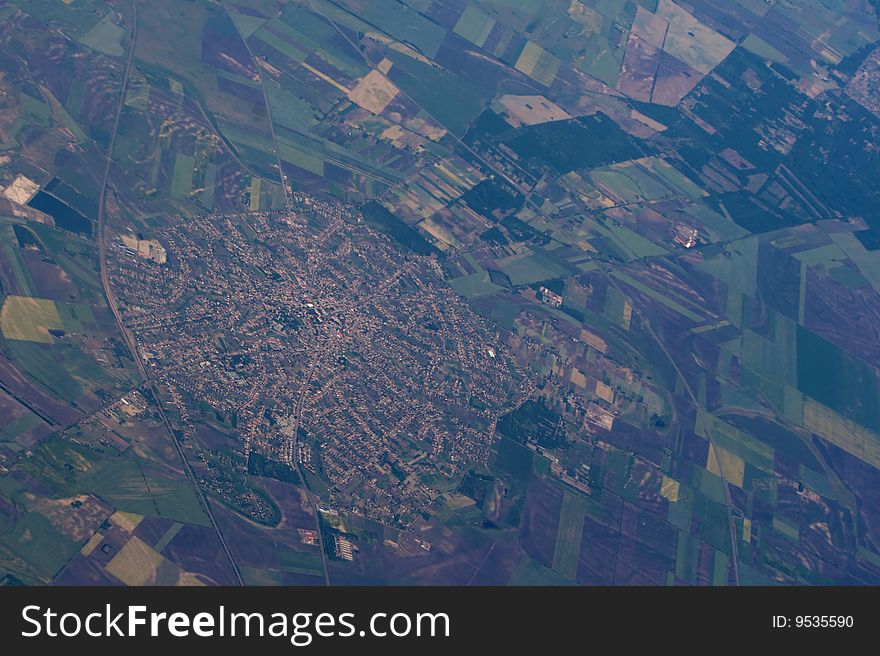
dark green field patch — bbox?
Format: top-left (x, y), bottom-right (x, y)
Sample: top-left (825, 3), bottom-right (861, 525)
top-left (0, 511), bottom-right (79, 580)
top-left (492, 437), bottom-right (533, 486)
top-left (505, 113), bottom-right (644, 173)
top-left (3, 339), bottom-right (113, 404)
top-left (496, 400), bottom-right (563, 449)
top-left (361, 201), bottom-right (439, 256)
top-left (460, 179), bottom-right (523, 220)
top-left (797, 325), bottom-right (880, 432)
top-left (386, 51), bottom-right (489, 137)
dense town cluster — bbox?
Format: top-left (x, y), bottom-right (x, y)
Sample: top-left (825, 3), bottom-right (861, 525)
top-left (106, 196), bottom-right (529, 525)
top-left (846, 47), bottom-right (880, 117)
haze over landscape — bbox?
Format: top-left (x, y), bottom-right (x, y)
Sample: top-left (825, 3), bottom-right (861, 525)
top-left (1, 0), bottom-right (880, 586)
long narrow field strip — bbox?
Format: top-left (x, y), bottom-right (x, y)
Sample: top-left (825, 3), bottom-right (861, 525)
top-left (551, 491), bottom-right (589, 579)
top-left (1, 224), bottom-right (37, 296)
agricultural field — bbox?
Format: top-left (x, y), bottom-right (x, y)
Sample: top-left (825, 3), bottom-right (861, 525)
top-left (0, 219), bottom-right (136, 413)
top-left (0, 295), bottom-right (62, 344)
top-left (2, 394), bottom-right (239, 584)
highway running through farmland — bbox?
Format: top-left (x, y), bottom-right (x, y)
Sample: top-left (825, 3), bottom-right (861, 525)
top-left (94, 0), bottom-right (243, 586)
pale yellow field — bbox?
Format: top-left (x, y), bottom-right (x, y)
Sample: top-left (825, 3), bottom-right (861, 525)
top-left (595, 380), bottom-right (615, 403)
top-left (105, 535), bottom-right (204, 586)
top-left (446, 494), bottom-right (476, 511)
top-left (1, 174), bottom-right (40, 204)
top-left (249, 177), bottom-right (261, 211)
top-left (349, 70), bottom-right (399, 114)
top-left (110, 510), bottom-right (144, 533)
top-left (419, 218), bottom-right (455, 248)
top-left (621, 300), bottom-right (633, 330)
top-left (497, 94), bottom-right (571, 127)
top-left (377, 58), bottom-right (393, 75)
top-left (579, 328), bottom-right (607, 354)
top-left (105, 536), bottom-right (166, 586)
top-left (301, 61), bottom-right (350, 94)
top-left (80, 533), bottom-right (104, 557)
top-left (707, 444), bottom-right (745, 488)
top-left (654, 0), bottom-right (735, 74)
top-left (660, 475), bottom-right (680, 502)
top-left (630, 109), bottom-right (667, 132)
top-left (0, 295), bottom-right (63, 344)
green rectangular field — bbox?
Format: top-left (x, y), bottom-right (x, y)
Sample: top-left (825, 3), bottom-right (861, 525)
top-left (0, 409), bottom-right (42, 441)
top-left (386, 51), bottom-right (489, 137)
top-left (508, 556), bottom-right (576, 585)
top-left (55, 302), bottom-right (96, 333)
top-left (591, 157), bottom-right (698, 204)
top-left (0, 511), bottom-right (79, 580)
top-left (448, 271), bottom-right (503, 299)
top-left (142, 469), bottom-right (211, 526)
top-left (171, 153), bottom-right (195, 198)
top-left (602, 284), bottom-right (628, 326)
top-left (492, 437), bottom-right (533, 485)
top-left (40, 85), bottom-right (88, 142)
top-left (697, 415), bottom-right (775, 474)
top-left (278, 141), bottom-right (325, 177)
top-left (277, 6), bottom-right (370, 78)
top-left (602, 222), bottom-right (669, 260)
top-left (278, 548), bottom-right (325, 576)
top-left (684, 203), bottom-right (749, 243)
top-left (252, 21), bottom-right (310, 63)
top-left (4, 339), bottom-right (119, 404)
top-left (453, 5), bottom-right (495, 47)
top-left (551, 491), bottom-right (588, 579)
top-left (497, 248), bottom-right (574, 286)
top-left (697, 236), bottom-right (759, 297)
top-left (8, 92), bottom-right (52, 143)
top-left (230, 10), bottom-right (267, 40)
top-left (28, 223), bottom-right (103, 302)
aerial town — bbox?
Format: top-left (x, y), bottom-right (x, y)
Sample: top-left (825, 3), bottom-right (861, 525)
top-left (106, 194), bottom-right (531, 526)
